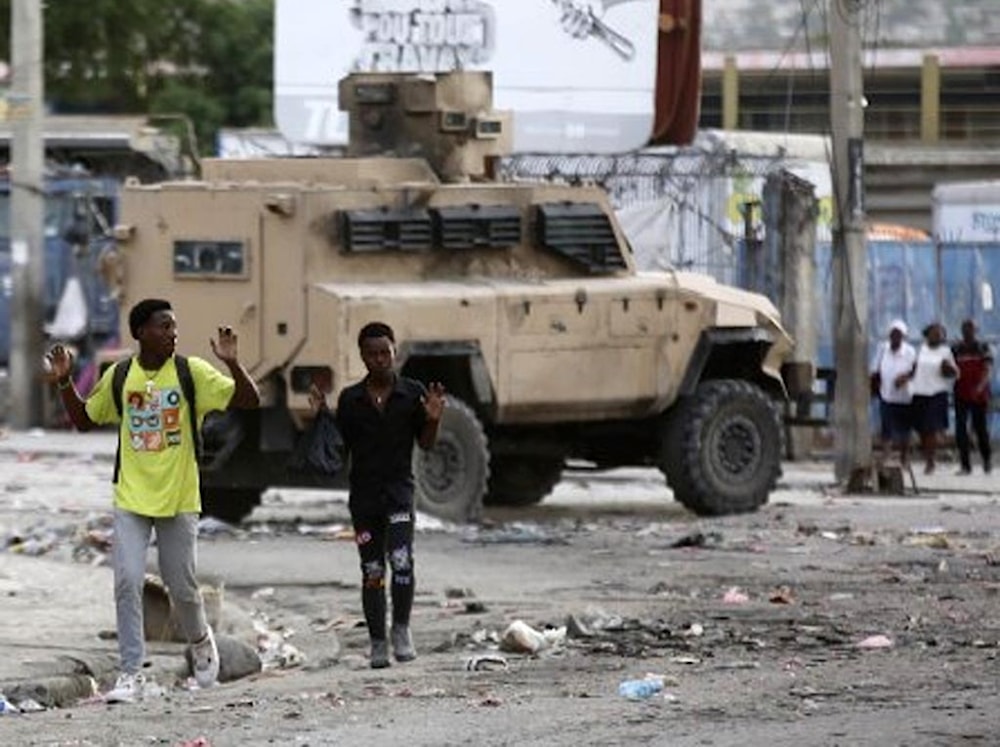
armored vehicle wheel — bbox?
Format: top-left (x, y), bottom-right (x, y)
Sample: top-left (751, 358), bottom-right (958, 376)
top-left (413, 397), bottom-right (488, 523)
top-left (200, 487), bottom-right (262, 525)
top-left (659, 379), bottom-right (782, 516)
top-left (485, 456), bottom-right (564, 507)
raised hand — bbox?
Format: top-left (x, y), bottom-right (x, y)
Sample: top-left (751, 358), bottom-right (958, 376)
top-left (210, 325), bottom-right (239, 364)
top-left (42, 344), bottom-right (74, 383)
top-left (423, 382), bottom-right (447, 422)
top-left (307, 383), bottom-right (328, 415)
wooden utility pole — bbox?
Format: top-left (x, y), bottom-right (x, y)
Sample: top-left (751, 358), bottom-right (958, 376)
top-left (9, 0), bottom-right (45, 429)
top-left (829, 0), bottom-right (871, 482)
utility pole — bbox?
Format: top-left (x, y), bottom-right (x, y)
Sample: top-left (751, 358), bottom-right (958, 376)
top-left (829, 0), bottom-right (871, 483)
top-left (9, 0), bottom-right (45, 429)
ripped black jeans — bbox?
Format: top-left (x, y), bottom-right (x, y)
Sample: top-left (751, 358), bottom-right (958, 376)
top-left (352, 509), bottom-right (415, 642)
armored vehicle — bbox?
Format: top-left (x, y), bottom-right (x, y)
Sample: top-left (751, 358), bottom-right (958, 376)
top-left (103, 71), bottom-right (799, 524)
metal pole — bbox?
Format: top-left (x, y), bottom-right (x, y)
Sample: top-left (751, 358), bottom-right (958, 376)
top-left (9, 0), bottom-right (45, 429)
top-left (829, 0), bottom-right (871, 482)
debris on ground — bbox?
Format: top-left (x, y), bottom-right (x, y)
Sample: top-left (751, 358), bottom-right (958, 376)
top-left (618, 674), bottom-right (665, 700)
top-left (0, 693), bottom-right (18, 715)
top-left (465, 654), bottom-right (509, 671)
top-left (722, 586), bottom-right (750, 604)
top-left (295, 523), bottom-right (353, 540)
top-left (197, 517), bottom-right (241, 537)
top-left (463, 522), bottom-right (571, 546)
top-left (440, 587), bottom-right (487, 614)
top-left (769, 585), bottom-right (796, 604)
top-left (667, 531), bottom-right (724, 549)
top-left (255, 619), bottom-right (307, 670)
top-left (565, 609), bottom-right (626, 639)
top-left (499, 620), bottom-right (567, 654)
top-left (856, 634), bottom-right (894, 650)
top-left (2, 514), bottom-right (114, 565)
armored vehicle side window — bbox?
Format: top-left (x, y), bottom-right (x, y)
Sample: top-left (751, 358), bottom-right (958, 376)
top-left (430, 205), bottom-right (521, 250)
top-left (535, 203), bottom-right (627, 274)
top-left (174, 240), bottom-right (246, 277)
top-left (341, 208), bottom-right (432, 253)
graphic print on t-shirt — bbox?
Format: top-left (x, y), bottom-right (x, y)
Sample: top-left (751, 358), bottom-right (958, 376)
top-left (127, 385), bottom-right (183, 452)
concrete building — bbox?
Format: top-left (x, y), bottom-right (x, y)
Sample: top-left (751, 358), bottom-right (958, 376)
top-left (699, 0), bottom-right (1000, 232)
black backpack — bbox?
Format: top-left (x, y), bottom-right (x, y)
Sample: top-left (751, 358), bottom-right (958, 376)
top-left (110, 355), bottom-right (199, 483)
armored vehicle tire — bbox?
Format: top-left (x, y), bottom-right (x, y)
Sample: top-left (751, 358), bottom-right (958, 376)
top-left (413, 396), bottom-right (488, 523)
top-left (659, 379), bottom-right (783, 516)
top-left (200, 487), bottom-right (262, 525)
top-left (485, 456), bottom-right (564, 507)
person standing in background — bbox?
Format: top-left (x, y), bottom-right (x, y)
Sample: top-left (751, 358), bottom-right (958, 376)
top-left (871, 319), bottom-right (917, 465)
top-left (952, 319), bottom-right (993, 474)
top-left (909, 322), bottom-right (959, 475)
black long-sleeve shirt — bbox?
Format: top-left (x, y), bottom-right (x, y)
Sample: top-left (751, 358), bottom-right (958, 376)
top-left (335, 374), bottom-right (428, 517)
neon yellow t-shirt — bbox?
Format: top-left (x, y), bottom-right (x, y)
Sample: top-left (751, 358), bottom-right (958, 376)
top-left (86, 355), bottom-right (235, 517)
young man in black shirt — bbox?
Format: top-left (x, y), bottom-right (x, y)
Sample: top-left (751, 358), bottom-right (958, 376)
top-left (319, 322), bottom-right (445, 668)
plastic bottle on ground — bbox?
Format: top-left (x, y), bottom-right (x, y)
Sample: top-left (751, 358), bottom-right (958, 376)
top-left (618, 675), bottom-right (665, 700)
top-left (0, 693), bottom-right (18, 715)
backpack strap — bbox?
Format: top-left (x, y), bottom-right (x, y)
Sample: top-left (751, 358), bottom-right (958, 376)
top-left (111, 356), bottom-right (133, 484)
top-left (110, 354), bottom-right (200, 485)
top-left (174, 354), bottom-right (202, 461)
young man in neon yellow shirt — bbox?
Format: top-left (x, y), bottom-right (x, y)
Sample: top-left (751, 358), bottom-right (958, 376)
top-left (44, 298), bottom-right (260, 702)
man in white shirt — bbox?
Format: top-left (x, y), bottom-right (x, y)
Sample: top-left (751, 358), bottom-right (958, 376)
top-left (871, 319), bottom-right (917, 465)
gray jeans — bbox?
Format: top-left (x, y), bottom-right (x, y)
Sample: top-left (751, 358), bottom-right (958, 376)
top-left (112, 508), bottom-right (208, 674)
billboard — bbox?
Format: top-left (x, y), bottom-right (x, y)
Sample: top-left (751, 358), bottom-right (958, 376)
top-left (933, 181), bottom-right (1000, 242)
top-left (275, 0), bottom-right (660, 153)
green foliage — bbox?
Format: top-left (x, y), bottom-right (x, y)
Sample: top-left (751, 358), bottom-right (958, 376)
top-left (1, 0), bottom-right (273, 153)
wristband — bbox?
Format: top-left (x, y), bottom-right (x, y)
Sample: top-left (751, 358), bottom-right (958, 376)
top-left (56, 378), bottom-right (73, 391)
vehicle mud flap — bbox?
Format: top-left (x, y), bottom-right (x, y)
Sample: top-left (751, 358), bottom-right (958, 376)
top-left (412, 396), bottom-right (488, 523)
top-left (659, 379), bottom-right (783, 516)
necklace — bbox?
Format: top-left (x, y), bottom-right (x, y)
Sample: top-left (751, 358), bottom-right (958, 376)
top-left (369, 384), bottom-right (390, 406)
top-left (139, 364), bottom-right (162, 395)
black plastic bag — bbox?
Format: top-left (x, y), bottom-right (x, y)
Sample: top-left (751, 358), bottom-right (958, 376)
top-left (288, 407), bottom-right (344, 478)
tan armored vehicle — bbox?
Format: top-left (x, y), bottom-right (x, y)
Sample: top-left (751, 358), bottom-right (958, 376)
top-left (104, 71), bottom-right (800, 524)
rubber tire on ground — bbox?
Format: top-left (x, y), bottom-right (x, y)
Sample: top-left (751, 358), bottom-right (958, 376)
top-left (412, 396), bottom-right (488, 523)
top-left (485, 456), bottom-right (564, 507)
top-left (200, 487), bottom-right (262, 525)
top-left (659, 379), bottom-right (783, 516)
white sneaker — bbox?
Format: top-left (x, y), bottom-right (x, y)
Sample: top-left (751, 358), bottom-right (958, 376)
top-left (104, 672), bottom-right (145, 703)
top-left (191, 627), bottom-right (220, 688)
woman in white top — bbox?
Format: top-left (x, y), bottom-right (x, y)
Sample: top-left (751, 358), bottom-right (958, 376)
top-left (870, 319), bottom-right (917, 465)
top-left (908, 322), bottom-right (959, 474)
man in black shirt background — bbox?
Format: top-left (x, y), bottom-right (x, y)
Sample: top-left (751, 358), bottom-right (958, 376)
top-left (316, 321), bottom-right (445, 668)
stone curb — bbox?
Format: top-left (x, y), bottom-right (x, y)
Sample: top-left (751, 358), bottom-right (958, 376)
top-left (0, 637), bottom-right (263, 711)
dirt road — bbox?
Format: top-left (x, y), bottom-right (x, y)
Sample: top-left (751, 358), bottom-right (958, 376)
top-left (1, 438), bottom-right (999, 746)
